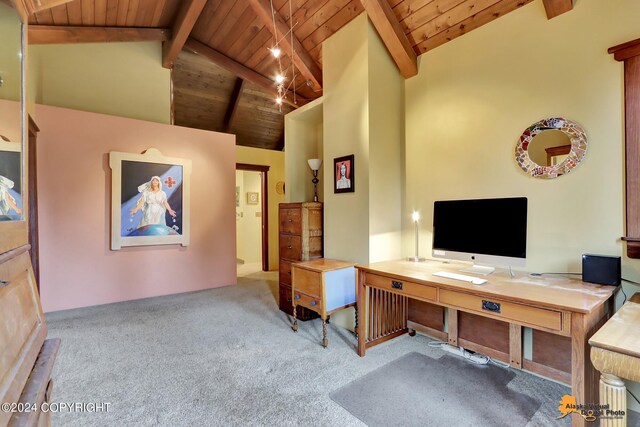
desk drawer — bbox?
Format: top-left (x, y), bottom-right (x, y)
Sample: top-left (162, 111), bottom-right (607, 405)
top-left (292, 266), bottom-right (321, 298)
top-left (279, 208), bottom-right (302, 235)
top-left (365, 274), bottom-right (437, 302)
top-left (280, 235), bottom-right (302, 261)
top-left (293, 291), bottom-right (321, 311)
top-left (440, 289), bottom-right (563, 332)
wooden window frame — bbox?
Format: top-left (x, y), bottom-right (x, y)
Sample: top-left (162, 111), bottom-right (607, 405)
top-left (610, 38), bottom-right (640, 257)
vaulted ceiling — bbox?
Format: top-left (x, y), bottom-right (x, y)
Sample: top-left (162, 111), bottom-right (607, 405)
top-left (23, 0), bottom-right (572, 151)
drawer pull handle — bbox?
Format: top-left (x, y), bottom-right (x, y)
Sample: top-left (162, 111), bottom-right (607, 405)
top-left (311, 301), bottom-right (317, 306)
top-left (295, 294), bottom-right (301, 300)
top-left (287, 298), bottom-right (292, 303)
top-left (0, 279), bottom-right (9, 289)
top-left (288, 219), bottom-right (293, 222)
top-left (288, 245), bottom-right (292, 249)
top-left (391, 281), bottom-right (403, 290)
top-left (482, 300), bottom-right (501, 313)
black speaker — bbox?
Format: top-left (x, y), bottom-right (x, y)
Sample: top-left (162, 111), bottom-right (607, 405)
top-left (582, 254), bottom-right (621, 286)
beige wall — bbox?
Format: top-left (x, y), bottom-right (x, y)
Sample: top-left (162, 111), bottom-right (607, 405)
top-left (321, 14), bottom-right (404, 328)
top-left (30, 42), bottom-right (171, 124)
top-left (367, 22), bottom-right (404, 263)
top-left (36, 105), bottom-right (236, 313)
top-left (0, 3), bottom-right (22, 103)
top-left (236, 145), bottom-right (285, 271)
top-left (404, 0), bottom-right (640, 407)
top-left (323, 14), bottom-right (371, 266)
top-left (285, 97), bottom-right (323, 203)
top-left (405, 0), bottom-right (639, 295)
top-left (236, 170), bottom-right (262, 264)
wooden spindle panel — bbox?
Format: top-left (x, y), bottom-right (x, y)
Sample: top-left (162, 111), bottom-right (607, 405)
top-left (365, 288), bottom-right (409, 347)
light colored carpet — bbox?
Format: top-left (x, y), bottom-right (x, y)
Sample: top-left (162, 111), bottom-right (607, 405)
top-left (45, 271), bottom-right (584, 426)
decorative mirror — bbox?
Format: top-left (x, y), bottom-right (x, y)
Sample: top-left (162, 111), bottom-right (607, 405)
top-left (515, 117), bottom-right (587, 179)
top-left (0, 2), bottom-right (25, 222)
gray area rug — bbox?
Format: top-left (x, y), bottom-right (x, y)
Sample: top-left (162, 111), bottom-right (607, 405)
top-left (44, 270), bottom-right (637, 426)
top-left (331, 352), bottom-right (540, 427)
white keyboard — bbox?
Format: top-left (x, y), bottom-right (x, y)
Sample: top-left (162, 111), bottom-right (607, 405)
top-left (433, 271), bottom-right (487, 285)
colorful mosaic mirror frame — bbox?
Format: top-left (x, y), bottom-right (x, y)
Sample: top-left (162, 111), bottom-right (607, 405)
top-left (515, 117), bottom-right (588, 179)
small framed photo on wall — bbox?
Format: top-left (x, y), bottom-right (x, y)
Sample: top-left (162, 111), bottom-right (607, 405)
top-left (247, 192), bottom-right (259, 205)
top-left (334, 155), bottom-right (354, 193)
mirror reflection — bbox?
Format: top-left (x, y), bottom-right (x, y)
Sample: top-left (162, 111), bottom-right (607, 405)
top-left (527, 130), bottom-right (571, 167)
top-left (0, 2), bottom-right (24, 221)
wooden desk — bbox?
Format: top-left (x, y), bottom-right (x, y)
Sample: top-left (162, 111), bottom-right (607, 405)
top-left (589, 293), bottom-right (640, 427)
top-left (355, 260), bottom-right (615, 427)
top-left (291, 259), bottom-right (357, 347)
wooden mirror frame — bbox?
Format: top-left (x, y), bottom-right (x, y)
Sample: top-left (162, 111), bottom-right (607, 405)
top-left (515, 117), bottom-right (588, 179)
top-left (0, 6), bottom-right (28, 255)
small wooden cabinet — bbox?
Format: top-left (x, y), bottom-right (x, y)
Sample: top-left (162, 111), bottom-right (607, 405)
top-left (278, 202), bottom-right (322, 320)
top-left (291, 259), bottom-right (357, 347)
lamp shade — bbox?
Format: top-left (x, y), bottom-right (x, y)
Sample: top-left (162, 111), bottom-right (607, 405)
top-left (307, 158), bottom-right (322, 171)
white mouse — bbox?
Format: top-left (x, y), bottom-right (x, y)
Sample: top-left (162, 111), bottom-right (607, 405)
top-left (472, 278), bottom-right (487, 285)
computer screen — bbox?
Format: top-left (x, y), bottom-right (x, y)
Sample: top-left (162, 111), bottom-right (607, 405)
top-left (432, 197), bottom-right (527, 266)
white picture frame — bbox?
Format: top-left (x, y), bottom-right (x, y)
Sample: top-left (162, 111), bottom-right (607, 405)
top-left (109, 148), bottom-right (192, 250)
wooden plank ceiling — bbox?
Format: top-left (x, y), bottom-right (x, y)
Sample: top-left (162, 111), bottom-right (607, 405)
top-left (27, 0), bottom-right (559, 151)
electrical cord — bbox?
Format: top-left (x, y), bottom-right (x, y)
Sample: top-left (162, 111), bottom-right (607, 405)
top-left (622, 277), bottom-right (640, 286)
top-left (619, 286), bottom-right (627, 304)
top-left (428, 340), bottom-right (510, 368)
top-left (629, 389), bottom-right (640, 406)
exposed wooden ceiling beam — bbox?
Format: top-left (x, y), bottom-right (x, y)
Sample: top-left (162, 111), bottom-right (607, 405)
top-left (247, 0), bottom-right (323, 93)
top-left (542, 0), bottom-right (573, 19)
top-left (224, 78), bottom-right (246, 132)
top-left (360, 0), bottom-right (417, 78)
top-left (162, 0), bottom-right (207, 69)
top-left (184, 38), bottom-right (308, 108)
top-left (29, 25), bottom-right (171, 44)
top-left (9, 0), bottom-right (29, 22)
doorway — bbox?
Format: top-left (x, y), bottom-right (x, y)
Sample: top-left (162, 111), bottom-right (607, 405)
top-left (236, 163), bottom-right (269, 276)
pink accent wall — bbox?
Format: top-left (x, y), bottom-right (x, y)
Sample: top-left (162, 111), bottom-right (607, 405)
top-left (35, 105), bottom-right (237, 312)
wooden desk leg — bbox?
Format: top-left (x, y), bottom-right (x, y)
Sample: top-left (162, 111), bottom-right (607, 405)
top-left (571, 312), bottom-right (601, 427)
top-left (599, 373), bottom-right (626, 427)
top-left (509, 324), bottom-right (522, 369)
top-left (322, 317), bottom-right (328, 348)
top-left (357, 270), bottom-right (366, 357)
top-left (292, 304), bottom-right (298, 332)
top-left (447, 308), bottom-right (458, 347)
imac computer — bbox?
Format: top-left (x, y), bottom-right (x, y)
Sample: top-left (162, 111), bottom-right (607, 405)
top-left (432, 197), bottom-right (528, 275)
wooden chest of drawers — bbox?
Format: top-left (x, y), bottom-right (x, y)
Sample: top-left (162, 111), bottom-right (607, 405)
top-left (278, 202), bottom-right (323, 320)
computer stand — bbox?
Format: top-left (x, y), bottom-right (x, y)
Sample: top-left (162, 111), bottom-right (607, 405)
top-left (459, 264), bottom-right (495, 276)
